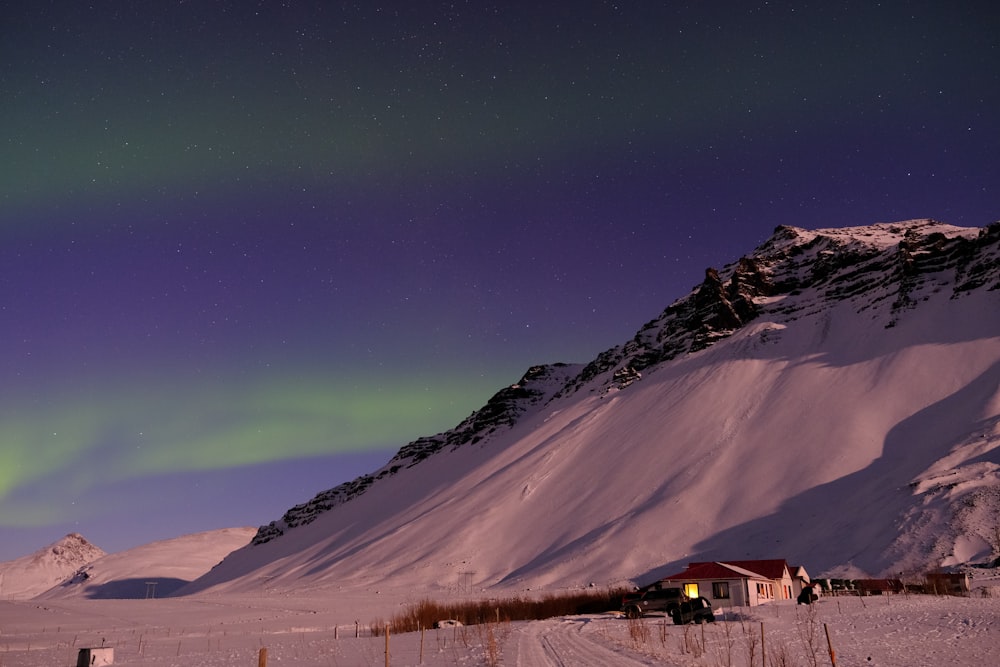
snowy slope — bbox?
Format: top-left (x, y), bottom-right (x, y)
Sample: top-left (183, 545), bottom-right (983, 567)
top-left (182, 219), bottom-right (1000, 596)
top-left (0, 533), bottom-right (105, 600)
top-left (34, 527), bottom-right (255, 600)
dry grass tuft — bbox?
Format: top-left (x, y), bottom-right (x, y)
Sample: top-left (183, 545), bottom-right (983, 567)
top-left (379, 588), bottom-right (627, 634)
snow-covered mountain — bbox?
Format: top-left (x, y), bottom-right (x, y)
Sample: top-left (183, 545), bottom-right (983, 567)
top-left (0, 533), bottom-right (105, 599)
top-left (30, 527), bottom-right (256, 600)
top-left (182, 219), bottom-right (1000, 597)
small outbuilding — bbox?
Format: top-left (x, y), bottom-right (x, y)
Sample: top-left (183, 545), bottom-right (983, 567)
top-left (925, 571), bottom-right (971, 595)
top-left (854, 578), bottom-right (904, 595)
top-left (77, 647), bottom-right (114, 666)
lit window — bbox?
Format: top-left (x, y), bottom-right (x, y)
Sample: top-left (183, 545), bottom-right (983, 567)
top-left (684, 583), bottom-right (699, 599)
top-left (712, 582), bottom-right (730, 599)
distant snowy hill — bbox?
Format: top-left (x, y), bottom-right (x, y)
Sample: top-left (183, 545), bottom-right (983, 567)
top-left (0, 533), bottom-right (105, 599)
top-left (35, 527), bottom-right (255, 599)
top-left (182, 219), bottom-right (1000, 598)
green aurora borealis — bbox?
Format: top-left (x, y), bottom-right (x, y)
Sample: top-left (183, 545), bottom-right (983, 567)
top-left (1, 370), bottom-right (498, 525)
top-left (1, 1), bottom-right (996, 558)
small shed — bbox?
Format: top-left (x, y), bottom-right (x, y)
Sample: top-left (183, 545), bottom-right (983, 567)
top-left (77, 647), bottom-right (114, 666)
top-left (855, 578), bottom-right (904, 595)
top-left (926, 572), bottom-right (971, 595)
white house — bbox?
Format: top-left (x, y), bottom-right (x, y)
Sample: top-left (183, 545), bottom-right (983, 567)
top-left (660, 559), bottom-right (811, 607)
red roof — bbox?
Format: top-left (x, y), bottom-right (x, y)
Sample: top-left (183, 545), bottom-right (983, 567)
top-left (661, 562), bottom-right (763, 581)
top-left (662, 559), bottom-right (790, 582)
top-left (716, 559), bottom-right (790, 579)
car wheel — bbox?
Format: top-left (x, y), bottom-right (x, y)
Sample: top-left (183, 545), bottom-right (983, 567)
top-left (624, 606), bottom-right (640, 619)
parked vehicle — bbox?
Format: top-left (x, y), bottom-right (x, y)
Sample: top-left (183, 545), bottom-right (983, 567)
top-left (670, 596), bottom-right (715, 624)
top-left (620, 584), bottom-right (686, 619)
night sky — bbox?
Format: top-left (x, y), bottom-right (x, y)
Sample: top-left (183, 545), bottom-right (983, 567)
top-left (2, 1), bottom-right (997, 561)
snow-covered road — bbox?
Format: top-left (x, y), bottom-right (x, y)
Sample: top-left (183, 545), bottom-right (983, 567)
top-left (508, 615), bottom-right (662, 666)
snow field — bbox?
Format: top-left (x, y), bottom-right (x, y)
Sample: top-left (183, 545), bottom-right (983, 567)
top-left (583, 594), bottom-right (1000, 667)
top-left (2, 593), bottom-right (998, 666)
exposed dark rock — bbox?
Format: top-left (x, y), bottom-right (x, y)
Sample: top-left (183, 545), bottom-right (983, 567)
top-left (612, 366), bottom-right (642, 389)
top-left (252, 363), bottom-right (578, 544)
top-left (251, 220), bottom-right (999, 546)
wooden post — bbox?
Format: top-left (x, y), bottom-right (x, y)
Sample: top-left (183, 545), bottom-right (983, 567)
top-left (824, 623), bottom-right (837, 666)
top-left (419, 625), bottom-right (424, 664)
top-left (258, 646), bottom-right (268, 667)
top-left (384, 624), bottom-right (390, 667)
top-left (760, 621), bottom-right (765, 667)
top-left (355, 620), bottom-right (360, 638)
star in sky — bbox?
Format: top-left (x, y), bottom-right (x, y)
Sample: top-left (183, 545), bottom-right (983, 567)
top-left (0, 1), bottom-right (997, 559)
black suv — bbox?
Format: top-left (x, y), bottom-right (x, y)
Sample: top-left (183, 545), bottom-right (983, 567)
top-left (670, 596), bottom-right (715, 624)
top-left (620, 584), bottom-right (686, 619)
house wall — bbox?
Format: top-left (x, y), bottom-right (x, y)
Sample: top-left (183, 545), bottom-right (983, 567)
top-left (681, 578), bottom-right (776, 607)
top-left (702, 578), bottom-right (748, 607)
top-left (749, 579), bottom-right (777, 605)
top-left (774, 572), bottom-right (795, 600)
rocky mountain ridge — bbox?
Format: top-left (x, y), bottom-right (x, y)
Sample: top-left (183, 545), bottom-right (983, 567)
top-left (251, 219), bottom-right (999, 547)
top-left (175, 217), bottom-right (999, 595)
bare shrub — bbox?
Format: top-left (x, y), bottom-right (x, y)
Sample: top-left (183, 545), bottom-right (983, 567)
top-left (386, 588), bottom-right (628, 634)
top-left (626, 616), bottom-right (650, 646)
top-left (679, 623), bottom-right (704, 658)
top-left (794, 602), bottom-right (822, 667)
top-left (458, 623), bottom-right (472, 649)
top-left (767, 638), bottom-right (793, 667)
top-left (709, 615), bottom-right (736, 667)
top-left (740, 616), bottom-right (759, 667)
top-left (476, 617), bottom-right (510, 667)
top-left (658, 617), bottom-right (669, 648)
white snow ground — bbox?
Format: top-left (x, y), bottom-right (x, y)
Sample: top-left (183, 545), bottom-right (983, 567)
top-left (2, 588), bottom-right (998, 666)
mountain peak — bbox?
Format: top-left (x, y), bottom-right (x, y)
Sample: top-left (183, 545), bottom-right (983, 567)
top-left (0, 533), bottom-right (106, 599)
top-left (193, 219), bottom-right (999, 596)
top-left (32, 533), bottom-right (104, 565)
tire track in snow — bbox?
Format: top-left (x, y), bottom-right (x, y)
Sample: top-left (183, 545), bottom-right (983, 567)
top-left (510, 616), bottom-right (665, 667)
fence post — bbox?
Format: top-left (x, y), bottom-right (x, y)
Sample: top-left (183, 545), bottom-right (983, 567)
top-left (824, 623), bottom-right (837, 666)
top-left (385, 624), bottom-right (390, 667)
top-left (258, 646), bottom-right (268, 667)
top-left (760, 621), bottom-right (765, 667)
